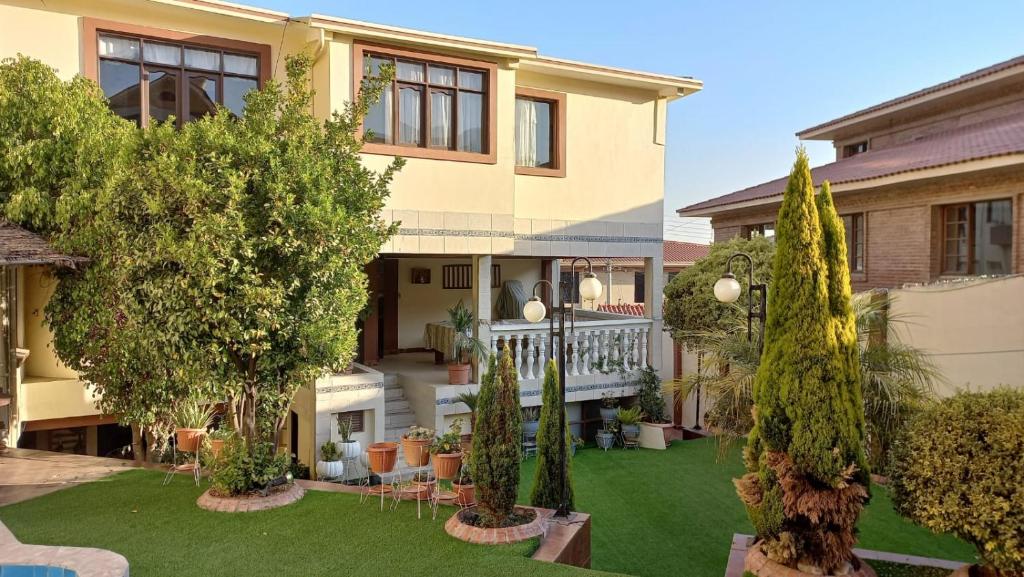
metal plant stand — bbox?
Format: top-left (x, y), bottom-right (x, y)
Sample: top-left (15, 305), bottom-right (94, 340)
top-left (163, 438), bottom-right (203, 487)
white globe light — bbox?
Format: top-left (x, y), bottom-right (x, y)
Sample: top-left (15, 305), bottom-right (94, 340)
top-left (714, 275), bottom-right (742, 303)
top-left (579, 273), bottom-right (603, 301)
top-left (523, 298), bottom-right (547, 323)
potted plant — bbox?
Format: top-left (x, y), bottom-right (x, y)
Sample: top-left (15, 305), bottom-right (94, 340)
top-left (636, 366), bottom-right (674, 448)
top-left (402, 425), bottom-right (434, 467)
top-left (336, 414), bottom-right (361, 460)
top-left (596, 429), bottom-right (615, 451)
top-left (446, 300), bottom-right (488, 385)
top-left (171, 399), bottom-right (216, 453)
top-left (452, 464), bottom-right (475, 506)
top-left (367, 441), bottom-right (399, 475)
top-left (208, 427), bottom-right (232, 458)
top-left (599, 392), bottom-right (620, 421)
top-left (616, 406), bottom-right (643, 444)
top-left (521, 406), bottom-right (540, 437)
top-left (316, 439), bottom-right (344, 480)
top-left (411, 471), bottom-right (435, 498)
top-left (430, 419), bottom-right (464, 480)
top-left (455, 389), bottom-right (479, 449)
top-left (570, 436), bottom-right (585, 457)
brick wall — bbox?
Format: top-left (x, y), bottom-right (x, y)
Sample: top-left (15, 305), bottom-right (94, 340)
top-left (709, 165), bottom-right (1024, 290)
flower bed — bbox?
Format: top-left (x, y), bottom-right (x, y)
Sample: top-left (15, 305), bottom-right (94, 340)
top-left (445, 506), bottom-right (549, 545)
top-left (196, 483), bottom-right (304, 513)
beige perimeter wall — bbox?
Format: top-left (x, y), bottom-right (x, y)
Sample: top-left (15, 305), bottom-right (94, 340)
top-left (889, 275), bottom-right (1024, 395)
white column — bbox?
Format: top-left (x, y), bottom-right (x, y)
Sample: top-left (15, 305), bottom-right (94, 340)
top-left (644, 253), bottom-right (664, 378)
top-left (472, 255), bottom-right (492, 382)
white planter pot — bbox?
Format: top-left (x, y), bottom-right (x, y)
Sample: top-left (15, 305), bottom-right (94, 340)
top-left (338, 440), bottom-right (361, 460)
top-left (316, 459), bottom-right (344, 480)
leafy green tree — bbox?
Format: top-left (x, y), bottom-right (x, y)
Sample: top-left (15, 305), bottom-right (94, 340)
top-left (530, 360), bottom-right (574, 510)
top-left (0, 56), bottom-right (189, 462)
top-left (664, 235), bottom-right (774, 350)
top-left (737, 150), bottom-right (869, 573)
top-left (471, 349), bottom-right (522, 527)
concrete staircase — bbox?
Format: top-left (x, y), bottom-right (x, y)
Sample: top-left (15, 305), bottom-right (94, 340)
top-left (383, 374), bottom-right (416, 443)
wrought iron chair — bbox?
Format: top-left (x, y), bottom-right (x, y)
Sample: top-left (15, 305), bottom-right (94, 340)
top-left (522, 429), bottom-right (538, 459)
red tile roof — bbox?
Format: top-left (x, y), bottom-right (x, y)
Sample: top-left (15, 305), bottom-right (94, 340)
top-left (597, 303), bottom-right (645, 317)
top-left (798, 55), bottom-right (1024, 138)
top-left (679, 113), bottom-right (1024, 214)
top-left (603, 240), bottom-right (710, 267)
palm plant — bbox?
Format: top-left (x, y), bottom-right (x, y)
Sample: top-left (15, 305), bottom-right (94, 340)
top-left (447, 300), bottom-right (489, 365)
top-left (455, 390), bottom-right (479, 431)
top-left (672, 292), bottom-right (940, 469)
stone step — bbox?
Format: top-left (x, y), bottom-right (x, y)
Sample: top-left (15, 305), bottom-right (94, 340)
top-left (385, 412), bottom-right (416, 429)
top-left (385, 399), bottom-right (411, 415)
top-left (385, 387), bottom-right (404, 401)
top-left (383, 374), bottom-right (400, 388)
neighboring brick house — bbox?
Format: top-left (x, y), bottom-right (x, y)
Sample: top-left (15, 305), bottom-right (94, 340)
top-left (677, 55), bottom-right (1024, 291)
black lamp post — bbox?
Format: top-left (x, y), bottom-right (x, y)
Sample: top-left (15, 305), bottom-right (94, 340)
top-left (713, 252), bottom-right (767, 350)
top-left (522, 257), bottom-right (602, 518)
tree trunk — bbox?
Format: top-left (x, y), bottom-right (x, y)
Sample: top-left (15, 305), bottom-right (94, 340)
top-left (130, 423), bottom-right (144, 465)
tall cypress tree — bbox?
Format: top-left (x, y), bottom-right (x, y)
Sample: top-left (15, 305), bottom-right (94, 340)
top-left (471, 348), bottom-right (522, 527)
top-left (530, 360), bottom-right (575, 510)
top-left (737, 151), bottom-right (869, 573)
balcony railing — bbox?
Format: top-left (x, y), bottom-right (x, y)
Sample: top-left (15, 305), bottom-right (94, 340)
top-left (488, 309), bottom-right (653, 383)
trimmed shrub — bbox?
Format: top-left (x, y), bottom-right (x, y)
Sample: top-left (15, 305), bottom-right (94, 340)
top-left (210, 436), bottom-right (290, 496)
top-left (637, 366), bottom-right (669, 423)
top-left (890, 389), bottom-right (1024, 575)
top-left (739, 151), bottom-right (869, 573)
top-left (471, 349), bottom-right (522, 527)
top-left (530, 360), bottom-right (574, 510)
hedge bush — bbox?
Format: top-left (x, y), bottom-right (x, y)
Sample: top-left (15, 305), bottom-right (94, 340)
top-left (210, 437), bottom-right (290, 496)
top-left (889, 388), bottom-right (1024, 575)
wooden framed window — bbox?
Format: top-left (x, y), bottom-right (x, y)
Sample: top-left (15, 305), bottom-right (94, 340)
top-left (354, 42), bottom-right (497, 164)
top-left (942, 199), bottom-right (1013, 275)
top-left (842, 213), bottom-right (865, 272)
top-left (336, 411), bottom-right (364, 433)
top-left (745, 222), bottom-right (775, 241)
top-left (84, 19), bottom-right (269, 128)
top-left (843, 141), bottom-right (869, 158)
top-left (559, 271), bottom-right (580, 304)
top-left (491, 264), bottom-right (501, 289)
top-left (515, 87), bottom-right (567, 177)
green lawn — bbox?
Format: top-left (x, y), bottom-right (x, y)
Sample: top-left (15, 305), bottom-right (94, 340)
top-left (0, 438), bottom-right (973, 577)
top-left (0, 468), bottom-right (613, 577)
top-left (519, 438), bottom-right (975, 577)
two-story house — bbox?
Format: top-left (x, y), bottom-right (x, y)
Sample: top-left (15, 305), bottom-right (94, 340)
top-left (0, 0), bottom-right (702, 467)
top-left (677, 55), bottom-right (1024, 291)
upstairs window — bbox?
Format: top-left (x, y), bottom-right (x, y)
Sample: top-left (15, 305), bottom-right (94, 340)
top-left (96, 31), bottom-right (262, 127)
top-left (942, 199), bottom-right (1013, 275)
top-left (515, 88), bottom-right (566, 177)
top-left (745, 222), bottom-right (775, 241)
top-left (842, 213), bottom-right (865, 272)
top-left (843, 141), bottom-right (869, 158)
top-left (633, 272), bottom-right (645, 303)
top-left (357, 44), bottom-right (495, 163)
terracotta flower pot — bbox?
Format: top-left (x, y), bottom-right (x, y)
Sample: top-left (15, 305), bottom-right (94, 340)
top-left (448, 363), bottom-right (471, 385)
top-left (209, 439), bottom-right (225, 458)
top-left (367, 442), bottom-right (398, 474)
top-left (453, 482), bottom-right (475, 506)
top-left (402, 437), bottom-right (431, 467)
top-left (432, 451), bottom-right (463, 480)
top-left (175, 428), bottom-right (205, 453)
top-left (744, 540), bottom-right (877, 577)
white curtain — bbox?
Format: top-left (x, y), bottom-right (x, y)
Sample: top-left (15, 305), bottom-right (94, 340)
top-left (144, 42), bottom-right (181, 66)
top-left (399, 87), bottom-right (421, 145)
top-left (431, 91), bottom-right (452, 148)
top-left (184, 48), bottom-right (220, 71)
top-left (458, 92), bottom-right (483, 153)
top-left (99, 35), bottom-right (139, 59)
top-left (224, 54), bottom-right (258, 76)
top-left (515, 98), bottom-right (538, 167)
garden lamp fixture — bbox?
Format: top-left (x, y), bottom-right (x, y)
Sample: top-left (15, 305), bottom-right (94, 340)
top-left (715, 252), bottom-right (767, 351)
top-left (523, 257), bottom-right (602, 518)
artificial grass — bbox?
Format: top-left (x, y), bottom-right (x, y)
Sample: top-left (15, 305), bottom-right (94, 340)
top-left (0, 468), bottom-right (616, 577)
top-left (0, 439), bottom-right (974, 577)
top-left (518, 438), bottom-right (975, 577)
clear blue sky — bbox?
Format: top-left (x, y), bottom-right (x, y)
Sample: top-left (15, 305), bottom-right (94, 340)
top-left (259, 0), bottom-right (1024, 242)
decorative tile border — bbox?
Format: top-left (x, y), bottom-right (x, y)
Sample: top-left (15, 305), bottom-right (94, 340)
top-left (316, 381), bottom-right (384, 394)
top-left (397, 227), bottom-right (660, 244)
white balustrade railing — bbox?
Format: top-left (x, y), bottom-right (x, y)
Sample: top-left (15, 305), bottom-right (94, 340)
top-left (488, 311), bottom-right (653, 382)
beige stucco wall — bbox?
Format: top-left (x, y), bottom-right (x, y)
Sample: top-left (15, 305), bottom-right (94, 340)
top-left (395, 257), bottom-right (540, 349)
top-left (889, 276), bottom-right (1024, 395)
